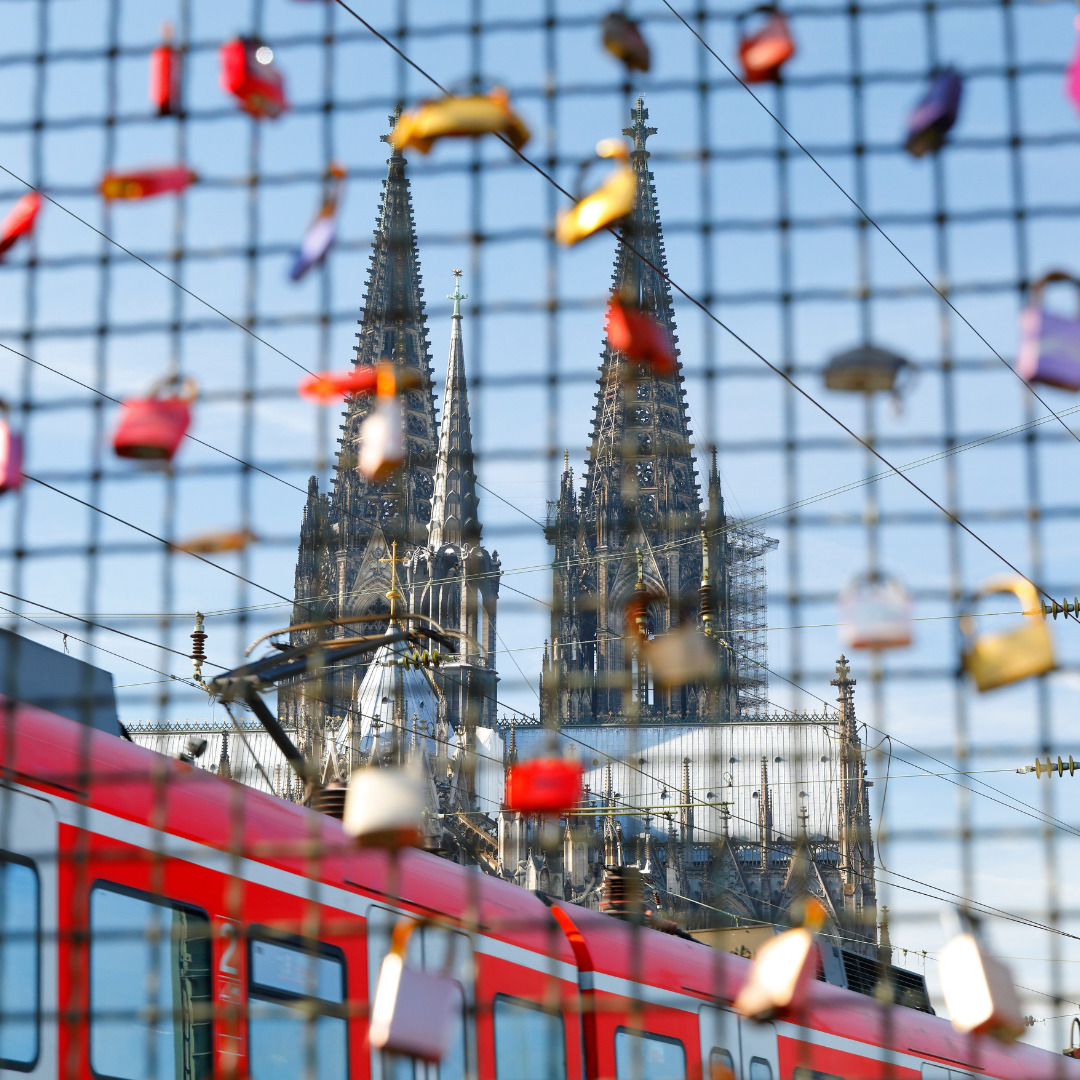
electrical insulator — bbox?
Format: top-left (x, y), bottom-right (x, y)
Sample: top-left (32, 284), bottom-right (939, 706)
top-left (1032, 755), bottom-right (1076, 778)
top-left (1040, 597), bottom-right (1080, 620)
top-left (191, 611), bottom-right (207, 683)
top-left (399, 649), bottom-right (443, 670)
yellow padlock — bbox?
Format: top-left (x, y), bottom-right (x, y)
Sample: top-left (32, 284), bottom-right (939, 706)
top-left (961, 576), bottom-right (1055, 692)
top-left (555, 138), bottom-right (636, 246)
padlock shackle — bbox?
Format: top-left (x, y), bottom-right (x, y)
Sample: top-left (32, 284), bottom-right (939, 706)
top-left (959, 574), bottom-right (1042, 639)
top-left (1028, 270), bottom-right (1080, 314)
top-left (387, 915), bottom-right (462, 977)
top-left (146, 373), bottom-right (199, 403)
top-left (1071, 1015), bottom-right (1080, 1051)
top-left (571, 139), bottom-right (631, 201)
top-left (736, 3), bottom-right (783, 29)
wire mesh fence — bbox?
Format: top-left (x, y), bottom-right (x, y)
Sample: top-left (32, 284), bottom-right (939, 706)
top-left (2, 0), bottom-right (1080, 1075)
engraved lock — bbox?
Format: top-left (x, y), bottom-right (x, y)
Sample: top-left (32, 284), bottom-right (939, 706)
top-left (961, 576), bottom-right (1055, 692)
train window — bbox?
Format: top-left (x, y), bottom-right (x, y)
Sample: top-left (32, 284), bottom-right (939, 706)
top-left (749, 1059), bottom-right (773, 1080)
top-left (708, 1048), bottom-right (735, 1080)
top-left (493, 996), bottom-right (565, 1080)
top-left (89, 883), bottom-right (212, 1080)
top-left (615, 1029), bottom-right (687, 1080)
top-left (0, 854), bottom-right (39, 1070)
top-left (247, 933), bottom-right (347, 1080)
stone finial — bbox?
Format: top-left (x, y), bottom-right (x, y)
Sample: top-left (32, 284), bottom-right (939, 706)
top-left (622, 97), bottom-right (657, 155)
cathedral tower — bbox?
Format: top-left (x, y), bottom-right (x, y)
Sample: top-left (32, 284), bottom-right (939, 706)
top-left (280, 113), bottom-right (441, 750)
top-left (544, 99), bottom-right (739, 724)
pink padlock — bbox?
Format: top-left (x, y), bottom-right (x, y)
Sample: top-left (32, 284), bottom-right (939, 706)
top-left (0, 402), bottom-right (24, 494)
top-left (1066, 20), bottom-right (1080, 118)
top-left (1016, 271), bottom-right (1080, 391)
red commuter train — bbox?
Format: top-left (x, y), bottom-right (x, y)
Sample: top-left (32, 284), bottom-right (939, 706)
top-left (1, 697), bottom-right (1077, 1080)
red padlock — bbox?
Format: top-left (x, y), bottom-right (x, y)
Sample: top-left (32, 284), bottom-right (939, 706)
top-left (100, 166), bottom-right (197, 201)
top-left (504, 757), bottom-right (584, 815)
top-left (149, 23), bottom-right (181, 117)
top-left (220, 38), bottom-right (288, 119)
top-left (112, 376), bottom-right (197, 462)
top-left (737, 5), bottom-right (796, 84)
top-left (0, 192), bottom-right (43, 260)
top-left (606, 298), bottom-right (675, 374)
top-left (0, 403), bottom-right (24, 494)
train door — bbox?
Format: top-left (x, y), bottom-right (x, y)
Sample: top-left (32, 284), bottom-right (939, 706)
top-left (699, 1007), bottom-right (778, 1080)
top-left (0, 785), bottom-right (57, 1078)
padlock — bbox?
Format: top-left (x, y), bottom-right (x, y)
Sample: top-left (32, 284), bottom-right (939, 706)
top-left (556, 138), bottom-right (636, 246)
top-left (391, 88), bottom-right (530, 155)
top-left (0, 402), bottom-right (24, 495)
top-left (290, 163), bottom-right (346, 282)
top-left (905, 68), bottom-right (962, 158)
top-left (358, 396), bottom-right (405, 482)
top-left (175, 529), bottom-right (256, 555)
top-left (100, 166), bottom-right (197, 201)
top-left (939, 918), bottom-right (1024, 1042)
top-left (1067, 25), bottom-right (1080, 118)
top-left (824, 344), bottom-right (911, 395)
top-left (734, 898), bottom-right (825, 1021)
top-left (606, 298), bottom-right (675, 374)
top-left (1015, 271), bottom-right (1080, 391)
top-left (112, 376), bottom-right (197, 462)
top-left (736, 5), bottom-right (796, 84)
top-left (342, 764), bottom-right (425, 848)
top-left (838, 573), bottom-right (913, 650)
top-left (601, 12), bottom-right (651, 72)
top-left (961, 576), bottom-right (1055, 692)
top-left (149, 23), bottom-right (181, 117)
top-left (370, 918), bottom-right (460, 1062)
top-left (504, 756), bottom-right (584, 814)
top-left (219, 38), bottom-right (288, 119)
top-left (299, 360), bottom-right (421, 403)
top-left (646, 624), bottom-right (716, 687)
top-left (0, 192), bottom-right (42, 261)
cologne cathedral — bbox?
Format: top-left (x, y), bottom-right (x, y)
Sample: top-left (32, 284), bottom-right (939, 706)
top-left (133, 102), bottom-right (920, 1002)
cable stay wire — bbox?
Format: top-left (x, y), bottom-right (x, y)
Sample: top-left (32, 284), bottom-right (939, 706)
top-left (660, 0), bottom-right (1080, 453)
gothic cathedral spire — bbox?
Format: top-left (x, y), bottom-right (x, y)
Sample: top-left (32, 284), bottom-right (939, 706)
top-left (429, 270), bottom-right (481, 549)
top-left (546, 99), bottom-right (737, 725)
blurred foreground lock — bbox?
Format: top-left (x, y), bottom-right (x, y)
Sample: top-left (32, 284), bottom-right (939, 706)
top-left (905, 68), bottom-right (962, 157)
top-left (961, 576), bottom-right (1055, 692)
top-left (220, 38), bottom-right (288, 118)
top-left (370, 918), bottom-right (458, 1061)
top-left (505, 756), bottom-right (584, 814)
top-left (1015, 271), bottom-right (1080, 391)
top-left (391, 89), bottom-right (530, 155)
top-left (112, 376), bottom-right (197, 462)
top-left (0, 402), bottom-right (24, 495)
top-left (342, 764), bottom-right (425, 849)
top-left (556, 138), bottom-right (635, 245)
top-left (601, 12), bottom-right (651, 72)
top-left (735, 899), bottom-right (825, 1021)
top-left (737, 5), bottom-right (796, 83)
top-left (824, 344), bottom-right (911, 396)
top-left (939, 911), bottom-right (1024, 1042)
top-left (838, 573), bottom-right (913, 650)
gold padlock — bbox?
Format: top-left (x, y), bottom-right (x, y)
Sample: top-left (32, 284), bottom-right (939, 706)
top-left (961, 576), bottom-right (1055, 692)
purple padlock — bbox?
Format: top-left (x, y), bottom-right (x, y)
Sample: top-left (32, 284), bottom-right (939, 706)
top-left (0, 405), bottom-right (23, 494)
top-left (1016, 271), bottom-right (1080, 392)
top-left (905, 67), bottom-right (962, 158)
